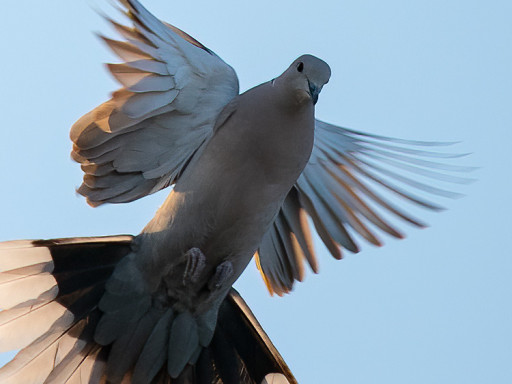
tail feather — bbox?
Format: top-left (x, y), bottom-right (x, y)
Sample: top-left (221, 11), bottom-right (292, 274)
top-left (45, 341), bottom-right (96, 383)
top-left (0, 316), bottom-right (91, 384)
top-left (0, 284), bottom-right (108, 355)
top-left (65, 345), bottom-right (106, 384)
top-left (0, 236), bottom-right (130, 383)
top-left (132, 308), bottom-right (173, 383)
top-left (209, 325), bottom-right (241, 384)
top-left (0, 273), bottom-right (57, 309)
top-left (0, 242), bottom-right (53, 271)
top-left (168, 312), bottom-right (201, 378)
top-left (0, 263), bottom-right (53, 284)
top-left (0, 236), bottom-right (296, 384)
top-left (94, 294), bottom-right (151, 345)
top-left (211, 291), bottom-right (297, 384)
top-left (44, 309), bottom-right (103, 384)
top-left (194, 347), bottom-right (215, 384)
top-left (106, 308), bottom-right (161, 382)
top-left (0, 300), bottom-right (72, 353)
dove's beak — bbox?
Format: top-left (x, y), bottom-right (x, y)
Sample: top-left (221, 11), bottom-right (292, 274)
top-left (308, 81), bottom-right (320, 105)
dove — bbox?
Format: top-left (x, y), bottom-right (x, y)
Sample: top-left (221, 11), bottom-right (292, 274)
top-left (0, 0), bottom-right (473, 383)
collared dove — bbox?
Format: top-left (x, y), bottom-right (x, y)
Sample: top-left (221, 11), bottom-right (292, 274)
top-left (0, 0), bottom-right (473, 383)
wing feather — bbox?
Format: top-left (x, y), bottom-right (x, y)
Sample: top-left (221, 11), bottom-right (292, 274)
top-left (280, 190), bottom-right (318, 272)
top-left (257, 120), bottom-right (473, 294)
top-left (72, 0), bottom-right (239, 206)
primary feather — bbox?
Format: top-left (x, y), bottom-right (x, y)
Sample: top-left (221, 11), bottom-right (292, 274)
top-left (256, 121), bottom-right (473, 295)
top-left (71, 0), bottom-right (238, 207)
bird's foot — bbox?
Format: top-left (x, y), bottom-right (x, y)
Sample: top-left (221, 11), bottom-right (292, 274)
top-left (208, 261), bottom-right (234, 291)
top-left (183, 248), bottom-right (206, 286)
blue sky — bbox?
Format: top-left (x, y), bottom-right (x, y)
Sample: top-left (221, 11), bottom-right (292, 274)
top-left (1, 1), bottom-right (511, 383)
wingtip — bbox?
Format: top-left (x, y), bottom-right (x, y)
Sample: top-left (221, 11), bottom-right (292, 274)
top-left (416, 221), bottom-right (429, 229)
top-left (74, 186), bottom-right (101, 208)
top-left (449, 192), bottom-right (466, 200)
top-left (94, 33), bottom-right (118, 47)
top-left (373, 239), bottom-right (384, 247)
top-left (434, 140), bottom-right (462, 146)
top-left (458, 177), bottom-right (478, 185)
top-left (106, 0), bottom-right (128, 15)
top-left (78, 189), bottom-right (104, 208)
top-left (88, 2), bottom-right (106, 20)
top-left (333, 248), bottom-right (343, 260)
top-left (94, 31), bottom-right (109, 46)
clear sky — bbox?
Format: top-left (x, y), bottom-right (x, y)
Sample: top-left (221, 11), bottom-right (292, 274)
top-left (1, 1), bottom-right (511, 383)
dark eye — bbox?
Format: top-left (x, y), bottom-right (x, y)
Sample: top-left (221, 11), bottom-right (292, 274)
top-left (297, 62), bottom-right (304, 72)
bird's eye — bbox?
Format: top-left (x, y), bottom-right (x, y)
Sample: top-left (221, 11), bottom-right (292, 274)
top-left (297, 62), bottom-right (304, 72)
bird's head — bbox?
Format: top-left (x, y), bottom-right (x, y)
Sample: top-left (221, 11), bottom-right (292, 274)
top-left (276, 54), bottom-right (331, 105)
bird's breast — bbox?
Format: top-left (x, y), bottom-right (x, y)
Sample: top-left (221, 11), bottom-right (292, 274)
top-left (217, 90), bottom-right (315, 187)
top-left (138, 88), bottom-right (315, 304)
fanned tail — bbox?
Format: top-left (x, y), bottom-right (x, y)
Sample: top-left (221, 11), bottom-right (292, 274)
top-left (0, 236), bottom-right (295, 384)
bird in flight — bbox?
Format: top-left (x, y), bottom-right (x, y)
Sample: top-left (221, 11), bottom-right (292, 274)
top-left (0, 1), bottom-right (473, 383)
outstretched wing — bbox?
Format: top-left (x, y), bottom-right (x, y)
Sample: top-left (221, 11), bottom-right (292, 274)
top-left (257, 120), bottom-right (475, 295)
top-left (71, 0), bottom-right (239, 206)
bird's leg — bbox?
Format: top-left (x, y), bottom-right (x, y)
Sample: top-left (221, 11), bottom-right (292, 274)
top-left (207, 261), bottom-right (234, 291)
top-left (182, 248), bottom-right (206, 286)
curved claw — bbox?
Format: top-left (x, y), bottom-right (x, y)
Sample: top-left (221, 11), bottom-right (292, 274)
top-left (183, 248), bottom-right (206, 286)
top-left (208, 261), bottom-right (234, 291)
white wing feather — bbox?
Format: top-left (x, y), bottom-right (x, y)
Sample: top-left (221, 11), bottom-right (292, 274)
top-left (71, 0), bottom-right (239, 206)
